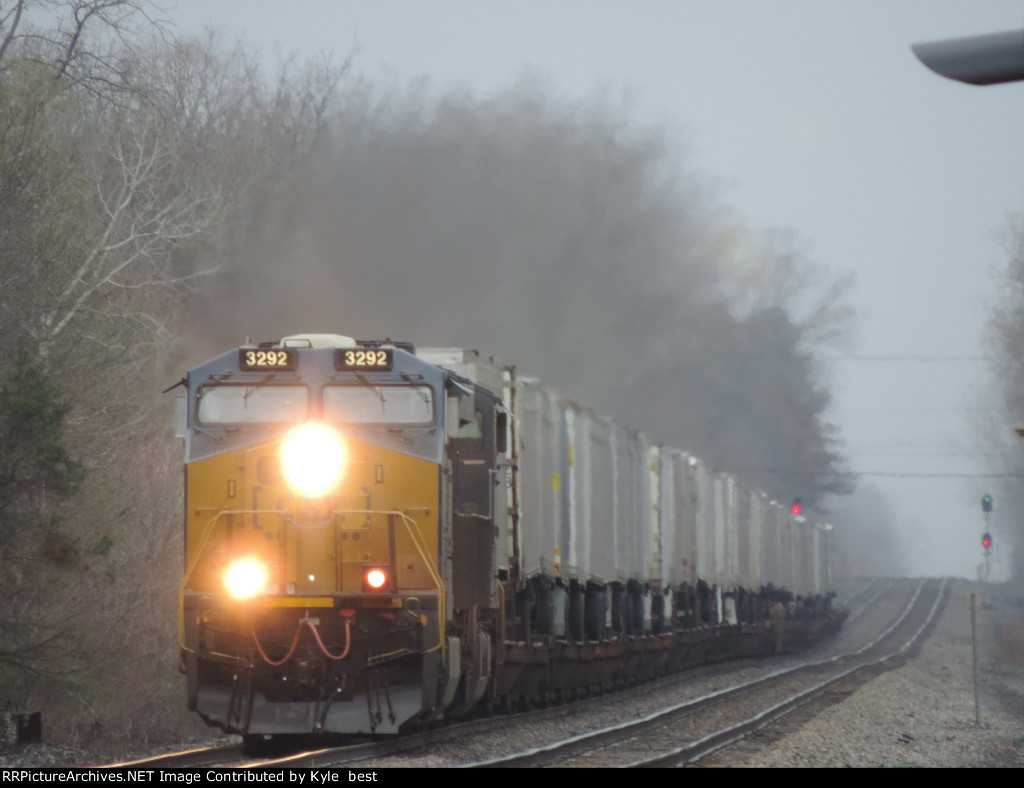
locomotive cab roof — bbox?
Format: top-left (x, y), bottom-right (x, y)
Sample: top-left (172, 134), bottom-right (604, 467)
top-left (251, 334), bottom-right (417, 354)
top-left (278, 333), bottom-right (357, 349)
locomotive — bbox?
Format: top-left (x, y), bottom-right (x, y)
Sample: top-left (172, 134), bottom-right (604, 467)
top-left (176, 334), bottom-right (841, 740)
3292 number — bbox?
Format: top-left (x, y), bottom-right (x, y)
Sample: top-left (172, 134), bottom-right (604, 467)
top-left (336, 348), bottom-right (393, 371)
top-left (239, 349), bottom-right (296, 370)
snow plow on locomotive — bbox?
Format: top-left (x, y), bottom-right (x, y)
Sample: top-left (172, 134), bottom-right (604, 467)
top-left (176, 334), bottom-right (843, 738)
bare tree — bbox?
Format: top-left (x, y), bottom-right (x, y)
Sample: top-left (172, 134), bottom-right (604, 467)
top-left (0, 1), bottom-right (157, 93)
top-left (0, 28), bottom-right (351, 363)
top-left (0, 16), bottom-right (354, 742)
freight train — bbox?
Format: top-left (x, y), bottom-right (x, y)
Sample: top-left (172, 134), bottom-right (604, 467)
top-left (176, 334), bottom-right (842, 741)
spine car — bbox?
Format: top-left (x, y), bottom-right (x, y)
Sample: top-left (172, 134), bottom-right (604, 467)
top-left (177, 335), bottom-right (842, 738)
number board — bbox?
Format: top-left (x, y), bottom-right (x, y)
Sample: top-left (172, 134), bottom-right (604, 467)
top-left (335, 348), bottom-right (393, 371)
top-left (238, 348), bottom-right (298, 371)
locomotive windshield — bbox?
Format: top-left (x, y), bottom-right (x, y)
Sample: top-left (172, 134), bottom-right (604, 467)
top-left (197, 384), bottom-right (308, 424)
top-left (324, 384), bottom-right (433, 425)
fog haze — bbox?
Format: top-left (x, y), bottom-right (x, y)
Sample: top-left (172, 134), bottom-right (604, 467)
top-left (169, 0), bottom-right (1024, 579)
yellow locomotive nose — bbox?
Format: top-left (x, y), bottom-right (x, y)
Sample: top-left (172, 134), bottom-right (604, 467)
top-left (280, 423), bottom-right (346, 497)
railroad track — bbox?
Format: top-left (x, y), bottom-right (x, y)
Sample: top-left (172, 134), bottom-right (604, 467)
top-left (466, 578), bottom-right (946, 767)
top-left (99, 578), bottom-right (934, 769)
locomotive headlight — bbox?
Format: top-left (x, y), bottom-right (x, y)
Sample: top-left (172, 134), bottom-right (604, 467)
top-left (224, 558), bottom-right (269, 600)
top-left (281, 423), bottom-right (346, 498)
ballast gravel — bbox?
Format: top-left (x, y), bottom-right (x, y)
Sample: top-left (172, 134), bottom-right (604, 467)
top-left (370, 578), bottom-right (1024, 769)
top-left (728, 580), bottom-right (1024, 768)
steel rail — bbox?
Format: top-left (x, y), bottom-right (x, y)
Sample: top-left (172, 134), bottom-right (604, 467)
top-left (631, 577), bottom-right (947, 768)
top-left (97, 743), bottom-right (248, 769)
top-left (466, 578), bottom-right (943, 768)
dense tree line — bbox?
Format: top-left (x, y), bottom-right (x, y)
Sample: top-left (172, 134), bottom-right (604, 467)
top-left (0, 1), bottom-right (861, 750)
top-left (200, 86), bottom-right (855, 506)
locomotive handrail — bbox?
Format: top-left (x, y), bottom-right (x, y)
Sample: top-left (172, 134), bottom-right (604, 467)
top-left (178, 509), bottom-right (294, 651)
top-left (178, 508), bottom-right (446, 657)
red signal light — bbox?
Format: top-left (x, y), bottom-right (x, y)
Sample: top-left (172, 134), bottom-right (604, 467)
top-left (791, 498), bottom-right (803, 516)
top-left (982, 533), bottom-right (992, 549)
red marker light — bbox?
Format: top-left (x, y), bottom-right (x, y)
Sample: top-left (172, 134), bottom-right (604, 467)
top-left (364, 568), bottom-right (389, 591)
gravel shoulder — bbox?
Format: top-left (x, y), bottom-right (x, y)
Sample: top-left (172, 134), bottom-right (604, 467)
top-left (727, 578), bottom-right (1024, 768)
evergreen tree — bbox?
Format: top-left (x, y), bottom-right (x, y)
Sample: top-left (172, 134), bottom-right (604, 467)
top-left (0, 348), bottom-right (84, 530)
